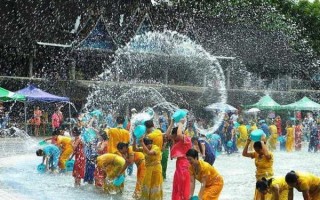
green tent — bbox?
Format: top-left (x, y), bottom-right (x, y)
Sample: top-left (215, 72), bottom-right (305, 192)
top-left (245, 95), bottom-right (282, 110)
top-left (0, 87), bottom-right (26, 102)
top-left (282, 97), bottom-right (320, 111)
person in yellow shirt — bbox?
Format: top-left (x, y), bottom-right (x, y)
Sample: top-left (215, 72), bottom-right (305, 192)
top-left (256, 177), bottom-right (293, 200)
top-left (187, 148), bottom-right (224, 200)
top-left (243, 138), bottom-right (274, 200)
top-left (107, 116), bottom-right (130, 154)
top-left (185, 122), bottom-right (195, 138)
top-left (145, 120), bottom-right (163, 150)
top-left (56, 134), bottom-right (73, 171)
top-left (285, 121), bottom-right (294, 152)
top-left (133, 137), bottom-right (163, 200)
top-left (285, 171), bottom-right (320, 200)
top-left (268, 121), bottom-right (278, 151)
top-left (96, 153), bottom-right (126, 194)
top-left (237, 120), bottom-right (248, 148)
top-left (116, 142), bottom-right (146, 199)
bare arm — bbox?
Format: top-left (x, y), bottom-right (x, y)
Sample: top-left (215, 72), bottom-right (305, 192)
top-left (271, 186), bottom-right (280, 200)
top-left (242, 138), bottom-right (254, 158)
top-left (200, 143), bottom-right (206, 158)
top-left (198, 175), bottom-right (208, 198)
top-left (165, 119), bottom-right (174, 138)
top-left (189, 174), bottom-right (195, 199)
top-left (302, 190), bottom-right (311, 200)
top-left (261, 141), bottom-right (271, 159)
top-left (176, 121), bottom-right (184, 141)
top-left (140, 138), bottom-right (156, 155)
top-left (288, 188), bottom-right (293, 200)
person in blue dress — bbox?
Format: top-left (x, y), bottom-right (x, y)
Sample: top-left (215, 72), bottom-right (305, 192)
top-left (191, 136), bottom-right (215, 165)
top-left (36, 144), bottom-right (61, 172)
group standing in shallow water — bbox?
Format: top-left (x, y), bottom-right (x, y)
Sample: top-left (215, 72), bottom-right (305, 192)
top-left (35, 109), bottom-right (320, 200)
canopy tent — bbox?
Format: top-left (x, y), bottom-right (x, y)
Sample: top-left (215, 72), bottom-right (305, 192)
top-left (245, 95), bottom-right (282, 110)
top-left (205, 103), bottom-right (238, 112)
top-left (15, 84), bottom-right (71, 135)
top-left (0, 87), bottom-right (26, 102)
top-left (282, 97), bottom-right (320, 111)
top-left (15, 84), bottom-right (69, 102)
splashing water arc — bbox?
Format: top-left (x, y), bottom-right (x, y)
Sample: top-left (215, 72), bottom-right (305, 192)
top-left (90, 31), bottom-right (227, 134)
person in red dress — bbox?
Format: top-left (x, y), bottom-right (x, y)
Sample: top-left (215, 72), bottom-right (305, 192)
top-left (94, 133), bottom-right (108, 188)
top-left (275, 116), bottom-right (282, 136)
top-left (71, 127), bottom-right (85, 187)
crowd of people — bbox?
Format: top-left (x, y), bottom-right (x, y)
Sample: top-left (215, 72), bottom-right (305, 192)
top-left (34, 107), bottom-right (320, 200)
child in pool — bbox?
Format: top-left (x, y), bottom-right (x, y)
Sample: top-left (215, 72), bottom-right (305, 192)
top-left (36, 144), bottom-right (61, 173)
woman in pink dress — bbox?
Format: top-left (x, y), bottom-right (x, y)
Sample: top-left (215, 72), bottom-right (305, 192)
top-left (94, 133), bottom-right (108, 188)
top-left (166, 119), bottom-right (192, 200)
top-left (71, 127), bottom-right (85, 187)
top-left (295, 121), bottom-right (302, 151)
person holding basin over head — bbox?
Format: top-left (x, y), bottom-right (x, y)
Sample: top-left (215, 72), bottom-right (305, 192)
top-left (285, 171), bottom-right (320, 200)
top-left (187, 148), bottom-right (224, 200)
top-left (256, 177), bottom-right (292, 200)
top-left (133, 136), bottom-right (163, 200)
top-left (165, 118), bottom-right (192, 200)
top-left (242, 137), bottom-right (274, 200)
top-left (36, 144), bottom-right (61, 173)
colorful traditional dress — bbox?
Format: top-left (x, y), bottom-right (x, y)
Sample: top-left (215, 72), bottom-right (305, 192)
top-left (293, 172), bottom-right (320, 199)
top-left (189, 160), bottom-right (224, 200)
top-left (286, 127), bottom-right (294, 152)
top-left (268, 125), bottom-right (278, 151)
top-left (252, 152), bottom-right (274, 200)
top-left (96, 153), bottom-right (126, 193)
top-left (57, 136), bottom-right (73, 170)
top-left (94, 141), bottom-right (108, 188)
top-left (295, 124), bottom-right (302, 151)
top-left (171, 135), bottom-right (192, 200)
top-left (237, 124), bottom-right (248, 148)
top-left (107, 127), bottom-right (130, 153)
top-left (129, 146), bottom-right (146, 198)
top-left (268, 177), bottom-right (290, 200)
top-left (72, 138), bottom-right (85, 179)
top-left (141, 145), bottom-right (163, 200)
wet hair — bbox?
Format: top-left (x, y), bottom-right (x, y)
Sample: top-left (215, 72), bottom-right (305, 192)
top-left (52, 129), bottom-right (59, 136)
top-left (171, 127), bottom-right (178, 135)
top-left (36, 149), bottom-right (44, 156)
top-left (72, 127), bottom-right (81, 136)
top-left (256, 177), bottom-right (273, 192)
top-left (99, 133), bottom-right (108, 141)
top-left (285, 171), bottom-right (298, 184)
top-left (143, 138), bottom-right (153, 145)
top-left (116, 116), bottom-right (125, 124)
top-left (253, 141), bottom-right (263, 150)
top-left (191, 136), bottom-right (199, 143)
top-left (186, 148), bottom-right (199, 159)
top-left (144, 120), bottom-right (154, 129)
top-left (117, 142), bottom-right (129, 150)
